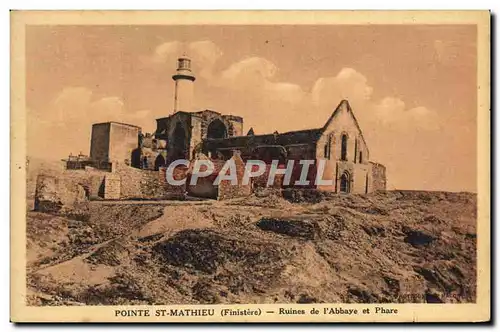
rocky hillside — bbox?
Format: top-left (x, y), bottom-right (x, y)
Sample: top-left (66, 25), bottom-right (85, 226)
top-left (26, 190), bottom-right (477, 305)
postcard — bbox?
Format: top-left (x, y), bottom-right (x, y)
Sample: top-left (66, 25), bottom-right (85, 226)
top-left (11, 10), bottom-right (490, 323)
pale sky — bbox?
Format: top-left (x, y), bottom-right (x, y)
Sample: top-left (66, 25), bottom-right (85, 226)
top-left (26, 25), bottom-right (477, 192)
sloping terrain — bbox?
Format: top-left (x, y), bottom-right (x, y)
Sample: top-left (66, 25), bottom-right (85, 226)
top-left (26, 190), bottom-right (477, 305)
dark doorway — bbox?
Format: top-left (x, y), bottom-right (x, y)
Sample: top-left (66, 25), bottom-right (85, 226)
top-left (154, 154), bottom-right (166, 170)
top-left (341, 134), bottom-right (348, 161)
top-left (172, 123), bottom-right (188, 160)
top-left (340, 172), bottom-right (350, 193)
top-left (131, 148), bottom-right (141, 168)
top-left (207, 119), bottom-right (227, 139)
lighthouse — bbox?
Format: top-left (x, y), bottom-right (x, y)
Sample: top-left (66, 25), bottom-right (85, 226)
top-left (172, 56), bottom-right (196, 112)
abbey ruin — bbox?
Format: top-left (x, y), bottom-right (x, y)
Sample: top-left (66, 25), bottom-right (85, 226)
top-left (36, 57), bottom-right (386, 206)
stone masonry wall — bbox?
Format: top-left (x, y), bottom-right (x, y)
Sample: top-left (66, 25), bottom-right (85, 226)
top-left (114, 163), bottom-right (168, 199)
top-left (103, 174), bottom-right (121, 199)
top-left (161, 166), bottom-right (188, 199)
top-left (45, 169), bottom-right (107, 199)
top-left (252, 164), bottom-right (284, 189)
top-left (370, 162), bottom-right (387, 192)
top-left (217, 153), bottom-right (252, 200)
top-left (34, 174), bottom-right (90, 220)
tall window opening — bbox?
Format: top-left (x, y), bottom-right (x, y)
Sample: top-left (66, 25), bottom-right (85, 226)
top-left (365, 173), bottom-right (369, 194)
top-left (341, 134), bottom-right (348, 161)
top-left (354, 138), bottom-right (358, 163)
top-left (324, 133), bottom-right (333, 159)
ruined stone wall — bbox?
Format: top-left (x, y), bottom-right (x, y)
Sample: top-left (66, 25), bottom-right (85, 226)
top-left (44, 169), bottom-right (107, 199)
top-left (114, 163), bottom-right (168, 199)
top-left (370, 162), bottom-right (387, 192)
top-left (252, 165), bottom-right (284, 189)
top-left (185, 157), bottom-right (220, 199)
top-left (187, 177), bottom-right (218, 199)
top-left (217, 153), bottom-right (252, 200)
top-left (34, 174), bottom-right (93, 220)
top-left (224, 115), bottom-right (244, 137)
top-left (33, 163), bottom-right (190, 204)
top-left (161, 166), bottom-right (188, 199)
top-left (103, 174), bottom-right (121, 199)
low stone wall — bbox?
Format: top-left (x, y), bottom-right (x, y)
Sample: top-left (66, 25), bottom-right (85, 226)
top-left (103, 174), bottom-right (121, 199)
top-left (217, 153), bottom-right (252, 200)
top-left (187, 177), bottom-right (218, 199)
top-left (252, 165), bottom-right (284, 189)
top-left (34, 174), bottom-right (90, 221)
top-left (33, 159), bottom-right (387, 204)
top-left (33, 169), bottom-right (107, 200)
top-left (33, 167), bottom-right (112, 219)
top-left (161, 166), bottom-right (188, 199)
top-left (114, 163), bottom-right (169, 199)
top-left (33, 163), bottom-right (187, 205)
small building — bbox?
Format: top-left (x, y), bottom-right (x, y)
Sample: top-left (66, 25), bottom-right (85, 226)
top-left (90, 121), bottom-right (141, 166)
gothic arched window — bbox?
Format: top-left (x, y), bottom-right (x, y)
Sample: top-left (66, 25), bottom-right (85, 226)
top-left (324, 133), bottom-right (333, 159)
top-left (341, 134), bottom-right (348, 161)
top-left (354, 138), bottom-right (358, 163)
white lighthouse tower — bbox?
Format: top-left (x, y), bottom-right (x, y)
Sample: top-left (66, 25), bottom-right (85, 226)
top-left (172, 56), bottom-right (196, 112)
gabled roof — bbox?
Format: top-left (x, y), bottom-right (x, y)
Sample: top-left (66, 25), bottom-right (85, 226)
top-left (202, 100), bottom-right (370, 154)
top-left (322, 99), bottom-right (369, 155)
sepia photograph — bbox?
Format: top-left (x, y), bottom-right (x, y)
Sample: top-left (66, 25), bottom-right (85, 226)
top-left (10, 10), bottom-right (490, 322)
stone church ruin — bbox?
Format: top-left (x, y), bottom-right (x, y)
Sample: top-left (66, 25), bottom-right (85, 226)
top-left (36, 57), bottom-right (386, 205)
